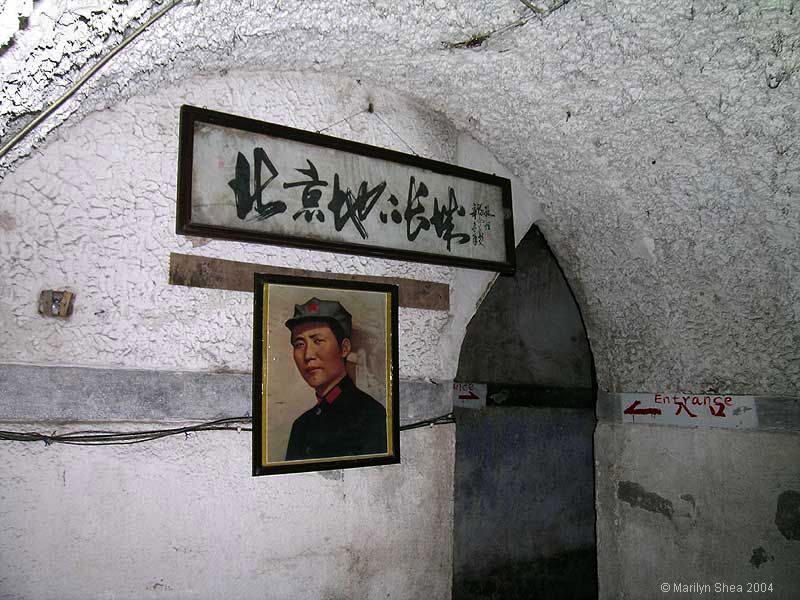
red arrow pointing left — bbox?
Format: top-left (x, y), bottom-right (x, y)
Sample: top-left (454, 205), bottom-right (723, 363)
top-left (623, 400), bottom-right (662, 416)
top-left (458, 391), bottom-right (480, 401)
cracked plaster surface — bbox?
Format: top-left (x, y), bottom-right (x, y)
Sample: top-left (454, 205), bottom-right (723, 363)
top-left (1, 0), bottom-right (799, 395)
top-left (595, 422), bottom-right (800, 596)
top-left (0, 422), bottom-right (455, 599)
top-left (0, 0), bottom-right (157, 139)
top-left (0, 0), bottom-right (33, 49)
top-left (0, 72), bottom-right (460, 379)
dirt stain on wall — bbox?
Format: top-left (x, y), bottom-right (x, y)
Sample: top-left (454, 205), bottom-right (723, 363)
top-left (0, 210), bottom-right (16, 231)
top-left (617, 481), bottom-right (674, 520)
top-left (775, 490), bottom-right (800, 540)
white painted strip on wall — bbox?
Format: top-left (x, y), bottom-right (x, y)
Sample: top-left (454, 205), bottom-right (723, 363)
top-left (619, 392), bottom-right (758, 429)
top-left (452, 382), bottom-right (487, 409)
top-left (0, 364), bottom-right (452, 424)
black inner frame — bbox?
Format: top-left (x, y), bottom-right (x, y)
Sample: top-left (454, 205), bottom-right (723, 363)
top-left (177, 104), bottom-right (516, 275)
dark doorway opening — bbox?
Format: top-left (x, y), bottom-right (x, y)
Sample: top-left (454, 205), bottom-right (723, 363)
top-left (452, 225), bottom-right (598, 600)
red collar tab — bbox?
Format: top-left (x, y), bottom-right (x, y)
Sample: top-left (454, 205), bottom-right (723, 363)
top-left (317, 384), bottom-right (343, 406)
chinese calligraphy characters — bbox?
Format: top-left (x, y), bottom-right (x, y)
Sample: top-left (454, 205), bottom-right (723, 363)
top-left (228, 147), bottom-right (478, 252)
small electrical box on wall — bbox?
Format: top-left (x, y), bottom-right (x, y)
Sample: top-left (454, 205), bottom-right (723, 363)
top-left (38, 290), bottom-right (75, 318)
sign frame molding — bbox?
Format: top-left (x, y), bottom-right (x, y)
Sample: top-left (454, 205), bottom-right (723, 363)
top-left (176, 104), bottom-right (516, 274)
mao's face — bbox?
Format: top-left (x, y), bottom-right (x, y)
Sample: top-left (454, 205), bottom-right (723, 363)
top-left (291, 321), bottom-right (351, 393)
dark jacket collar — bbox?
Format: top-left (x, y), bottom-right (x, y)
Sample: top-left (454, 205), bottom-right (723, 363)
top-left (316, 375), bottom-right (354, 406)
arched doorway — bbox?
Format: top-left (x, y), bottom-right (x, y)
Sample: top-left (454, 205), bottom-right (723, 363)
top-left (452, 225), bottom-right (598, 599)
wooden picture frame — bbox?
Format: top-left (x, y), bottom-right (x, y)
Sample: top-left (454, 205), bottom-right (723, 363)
top-left (177, 105), bottom-right (515, 274)
top-left (252, 273), bottom-right (400, 476)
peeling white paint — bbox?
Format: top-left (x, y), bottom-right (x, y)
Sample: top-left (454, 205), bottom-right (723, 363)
top-left (0, 70), bottom-right (529, 383)
top-left (0, 0), bottom-right (156, 141)
top-left (0, 421), bottom-right (456, 600)
top-left (0, 0), bottom-right (34, 48)
top-left (2, 0), bottom-right (798, 394)
top-left (2, 1), bottom-right (800, 597)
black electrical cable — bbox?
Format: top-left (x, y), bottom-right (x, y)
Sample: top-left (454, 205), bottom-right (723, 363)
top-left (0, 414), bottom-right (455, 447)
top-left (0, 0), bottom-right (191, 163)
top-left (0, 417), bottom-right (252, 446)
top-left (399, 413), bottom-right (455, 431)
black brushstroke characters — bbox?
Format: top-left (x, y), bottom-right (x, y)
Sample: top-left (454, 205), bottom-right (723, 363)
top-left (228, 147), bottom-right (286, 220)
top-left (283, 159), bottom-right (328, 223)
top-left (228, 147), bottom-right (472, 251)
top-left (327, 175), bottom-right (387, 239)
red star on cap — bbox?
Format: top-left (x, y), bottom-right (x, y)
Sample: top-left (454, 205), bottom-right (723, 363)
top-left (308, 302), bottom-right (318, 313)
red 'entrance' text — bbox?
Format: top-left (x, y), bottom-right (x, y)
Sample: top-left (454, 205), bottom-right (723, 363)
top-left (654, 394), bottom-right (733, 418)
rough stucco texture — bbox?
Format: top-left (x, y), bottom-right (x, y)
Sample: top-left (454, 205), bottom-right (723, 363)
top-left (595, 422), bottom-right (800, 600)
top-left (2, 3), bottom-right (800, 599)
top-left (0, 423), bottom-right (455, 600)
top-left (0, 0), bottom-right (156, 138)
top-left (0, 72), bottom-right (460, 379)
top-left (0, 47), bottom-right (509, 600)
top-left (1, 0), bottom-right (799, 395)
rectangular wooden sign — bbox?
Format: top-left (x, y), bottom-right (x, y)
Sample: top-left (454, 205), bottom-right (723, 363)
top-left (168, 253), bottom-right (449, 310)
top-left (177, 105), bottom-right (515, 274)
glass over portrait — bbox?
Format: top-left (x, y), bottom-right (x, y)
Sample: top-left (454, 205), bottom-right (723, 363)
top-left (252, 274), bottom-right (400, 476)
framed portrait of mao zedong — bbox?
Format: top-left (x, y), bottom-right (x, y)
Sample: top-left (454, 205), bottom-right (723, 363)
top-left (252, 273), bottom-right (400, 476)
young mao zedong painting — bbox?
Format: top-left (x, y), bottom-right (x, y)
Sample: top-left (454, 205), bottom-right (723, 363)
top-left (252, 274), bottom-right (400, 476)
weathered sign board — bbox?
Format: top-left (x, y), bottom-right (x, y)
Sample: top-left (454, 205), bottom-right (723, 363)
top-left (453, 382), bottom-right (488, 409)
top-left (177, 105), bottom-right (515, 274)
top-left (620, 392), bottom-right (758, 429)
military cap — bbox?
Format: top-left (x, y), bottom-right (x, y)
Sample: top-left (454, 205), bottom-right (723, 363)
top-left (285, 297), bottom-right (352, 339)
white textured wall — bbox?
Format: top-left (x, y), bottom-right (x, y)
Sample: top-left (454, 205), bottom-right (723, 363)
top-left (0, 72), bottom-right (485, 379)
top-left (0, 422), bottom-right (455, 600)
top-left (2, 0), bottom-right (797, 395)
top-left (0, 72), bottom-right (503, 599)
top-left (2, 1), bottom-right (800, 598)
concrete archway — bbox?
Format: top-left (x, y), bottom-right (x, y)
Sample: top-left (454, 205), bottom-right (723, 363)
top-left (453, 224), bottom-right (597, 600)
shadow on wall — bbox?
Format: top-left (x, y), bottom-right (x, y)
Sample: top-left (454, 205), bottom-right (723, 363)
top-left (454, 548), bottom-right (597, 600)
top-left (456, 225), bottom-right (595, 389)
top-left (452, 225), bottom-right (597, 600)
